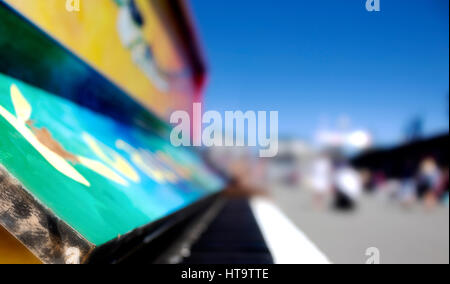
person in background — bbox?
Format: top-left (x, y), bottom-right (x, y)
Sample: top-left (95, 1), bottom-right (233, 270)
top-left (310, 154), bottom-right (332, 210)
top-left (437, 167), bottom-right (449, 207)
top-left (417, 157), bottom-right (442, 209)
top-left (333, 161), bottom-right (363, 211)
top-left (398, 160), bottom-right (418, 208)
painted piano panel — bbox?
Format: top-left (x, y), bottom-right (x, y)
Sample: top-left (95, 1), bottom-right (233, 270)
top-left (3, 0), bottom-right (204, 119)
top-left (0, 73), bottom-right (223, 246)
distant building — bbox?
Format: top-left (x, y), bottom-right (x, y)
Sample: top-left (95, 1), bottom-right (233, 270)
top-left (352, 134), bottom-right (449, 179)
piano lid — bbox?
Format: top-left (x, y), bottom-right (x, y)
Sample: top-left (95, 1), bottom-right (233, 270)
top-left (2, 0), bottom-right (207, 121)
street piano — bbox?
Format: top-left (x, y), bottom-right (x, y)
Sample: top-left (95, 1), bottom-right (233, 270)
top-left (0, 0), bottom-right (328, 264)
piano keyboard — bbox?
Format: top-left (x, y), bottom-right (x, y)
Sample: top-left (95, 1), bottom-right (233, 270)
top-left (182, 199), bottom-right (274, 264)
top-left (1, 1), bottom-right (331, 265)
top-left (182, 198), bottom-right (330, 264)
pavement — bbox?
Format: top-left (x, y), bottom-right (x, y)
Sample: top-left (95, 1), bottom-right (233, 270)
top-left (271, 185), bottom-right (449, 264)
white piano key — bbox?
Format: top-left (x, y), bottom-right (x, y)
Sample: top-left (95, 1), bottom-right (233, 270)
top-left (250, 197), bottom-right (331, 264)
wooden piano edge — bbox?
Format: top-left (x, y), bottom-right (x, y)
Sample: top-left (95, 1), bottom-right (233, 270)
top-left (0, 165), bottom-right (93, 264)
top-left (0, 165), bottom-right (225, 264)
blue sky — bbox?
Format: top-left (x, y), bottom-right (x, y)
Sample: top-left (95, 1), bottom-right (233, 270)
top-left (190, 0), bottom-right (449, 146)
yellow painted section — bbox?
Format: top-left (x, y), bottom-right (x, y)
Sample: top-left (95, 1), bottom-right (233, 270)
top-left (0, 225), bottom-right (42, 264)
top-left (4, 0), bottom-right (188, 118)
top-left (82, 132), bottom-right (141, 183)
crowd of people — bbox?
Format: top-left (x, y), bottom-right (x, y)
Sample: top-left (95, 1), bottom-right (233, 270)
top-left (308, 155), bottom-right (449, 212)
top-left (390, 157), bottom-right (449, 209)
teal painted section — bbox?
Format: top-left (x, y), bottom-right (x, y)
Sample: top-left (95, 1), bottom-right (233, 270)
top-left (0, 73), bottom-right (224, 245)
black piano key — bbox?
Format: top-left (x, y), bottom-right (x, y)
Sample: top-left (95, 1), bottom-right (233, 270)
top-left (182, 199), bottom-right (274, 264)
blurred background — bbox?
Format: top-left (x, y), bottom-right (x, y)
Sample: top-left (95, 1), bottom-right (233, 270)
top-left (0, 0), bottom-right (448, 265)
top-left (191, 0), bottom-right (449, 264)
